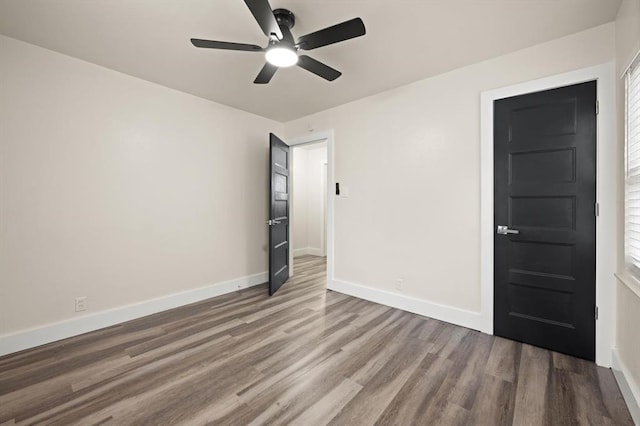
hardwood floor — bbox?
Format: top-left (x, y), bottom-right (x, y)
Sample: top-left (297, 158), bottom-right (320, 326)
top-left (0, 255), bottom-right (633, 425)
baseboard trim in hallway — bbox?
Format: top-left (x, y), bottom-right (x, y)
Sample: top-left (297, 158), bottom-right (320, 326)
top-left (0, 271), bottom-right (267, 356)
top-left (329, 278), bottom-right (485, 333)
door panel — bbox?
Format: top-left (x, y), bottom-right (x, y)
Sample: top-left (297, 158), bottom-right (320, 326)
top-left (509, 148), bottom-right (576, 183)
top-left (494, 81), bottom-right (596, 361)
top-left (269, 133), bottom-right (290, 295)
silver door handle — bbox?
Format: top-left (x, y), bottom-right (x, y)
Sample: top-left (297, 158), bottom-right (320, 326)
top-left (497, 225), bottom-right (519, 235)
top-left (267, 219), bottom-right (281, 226)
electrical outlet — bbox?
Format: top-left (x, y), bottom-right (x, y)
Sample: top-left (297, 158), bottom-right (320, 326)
top-left (75, 296), bottom-right (87, 312)
top-left (395, 278), bottom-right (404, 291)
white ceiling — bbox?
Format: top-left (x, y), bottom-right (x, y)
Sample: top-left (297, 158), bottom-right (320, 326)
top-left (0, 0), bottom-right (621, 122)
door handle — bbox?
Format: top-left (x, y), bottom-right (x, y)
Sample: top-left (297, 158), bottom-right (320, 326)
top-left (497, 225), bottom-right (520, 235)
top-left (267, 219), bottom-right (281, 226)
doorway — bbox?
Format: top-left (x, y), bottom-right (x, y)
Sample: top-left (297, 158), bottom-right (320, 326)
top-left (291, 140), bottom-right (328, 275)
top-left (493, 81), bottom-right (597, 360)
top-left (480, 64), bottom-right (616, 367)
top-left (285, 130), bottom-right (335, 291)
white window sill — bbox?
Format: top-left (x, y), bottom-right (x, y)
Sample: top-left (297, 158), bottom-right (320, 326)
top-left (614, 271), bottom-right (640, 300)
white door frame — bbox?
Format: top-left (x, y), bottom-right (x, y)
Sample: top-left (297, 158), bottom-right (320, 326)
top-left (287, 130), bottom-right (335, 284)
top-left (480, 62), bottom-right (617, 367)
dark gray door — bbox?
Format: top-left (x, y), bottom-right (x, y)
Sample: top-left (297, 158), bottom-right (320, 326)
top-left (268, 133), bottom-right (290, 295)
top-left (494, 81), bottom-right (597, 360)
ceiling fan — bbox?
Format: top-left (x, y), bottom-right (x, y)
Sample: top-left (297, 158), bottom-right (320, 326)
top-left (190, 0), bottom-right (366, 84)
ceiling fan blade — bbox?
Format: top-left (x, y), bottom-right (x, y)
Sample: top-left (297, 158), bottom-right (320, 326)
top-left (254, 63), bottom-right (278, 84)
top-left (297, 55), bottom-right (342, 81)
top-left (191, 39), bottom-right (263, 52)
top-left (297, 18), bottom-right (366, 50)
top-left (244, 0), bottom-right (283, 40)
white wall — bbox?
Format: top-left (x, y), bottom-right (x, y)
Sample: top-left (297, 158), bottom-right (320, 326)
top-left (0, 35), bottom-right (283, 339)
top-left (292, 144), bottom-right (327, 257)
top-left (616, 0), bottom-right (640, 73)
top-left (285, 23), bottom-right (616, 314)
top-left (614, 0), bottom-right (640, 420)
top-left (292, 148), bottom-right (309, 253)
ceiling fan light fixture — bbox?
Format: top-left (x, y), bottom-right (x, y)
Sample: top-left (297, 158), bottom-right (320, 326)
top-left (265, 45), bottom-right (298, 67)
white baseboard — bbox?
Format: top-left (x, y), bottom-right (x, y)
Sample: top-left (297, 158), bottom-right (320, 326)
top-left (293, 248), bottom-right (308, 257)
top-left (328, 279), bottom-right (484, 332)
top-left (612, 349), bottom-right (640, 425)
top-left (293, 247), bottom-right (324, 257)
top-left (0, 271), bottom-right (268, 357)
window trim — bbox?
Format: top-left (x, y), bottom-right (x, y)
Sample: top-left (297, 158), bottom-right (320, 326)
top-left (624, 53), bottom-right (640, 280)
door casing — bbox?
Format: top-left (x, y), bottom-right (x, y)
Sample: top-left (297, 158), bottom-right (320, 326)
top-left (480, 63), bottom-right (617, 367)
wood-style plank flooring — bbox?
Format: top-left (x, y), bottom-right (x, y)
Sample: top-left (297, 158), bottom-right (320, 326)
top-left (0, 256), bottom-right (633, 425)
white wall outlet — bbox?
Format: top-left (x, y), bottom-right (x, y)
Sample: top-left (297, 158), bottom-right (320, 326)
top-left (395, 278), bottom-right (404, 291)
top-left (75, 296), bottom-right (87, 312)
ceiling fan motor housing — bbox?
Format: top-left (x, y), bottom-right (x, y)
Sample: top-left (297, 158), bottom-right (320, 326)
top-left (273, 9), bottom-right (295, 30)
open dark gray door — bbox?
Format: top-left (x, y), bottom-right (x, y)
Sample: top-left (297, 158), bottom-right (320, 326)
top-left (494, 81), bottom-right (597, 360)
top-left (268, 133), bottom-right (290, 295)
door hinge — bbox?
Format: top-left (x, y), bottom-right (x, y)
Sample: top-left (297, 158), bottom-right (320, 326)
top-left (595, 202), bottom-right (600, 217)
top-left (596, 100), bottom-right (599, 115)
top-left (595, 306), bottom-right (599, 320)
